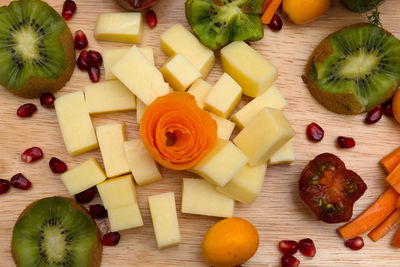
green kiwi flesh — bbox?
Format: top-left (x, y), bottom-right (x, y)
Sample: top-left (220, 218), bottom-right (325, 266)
top-left (302, 23), bottom-right (400, 114)
top-left (12, 197), bottom-right (102, 267)
top-left (185, 0), bottom-right (264, 50)
top-left (340, 0), bottom-right (385, 13)
top-left (0, 0), bottom-right (75, 98)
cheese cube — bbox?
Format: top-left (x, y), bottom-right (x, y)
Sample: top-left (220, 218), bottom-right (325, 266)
top-left (232, 86), bottom-right (288, 129)
top-left (108, 203), bottom-right (144, 231)
top-left (209, 113), bottom-right (235, 140)
top-left (94, 13), bottom-right (143, 43)
top-left (148, 192), bottom-right (181, 249)
top-left (97, 174), bottom-right (137, 210)
top-left (103, 47), bottom-right (154, 80)
top-left (55, 91), bottom-right (98, 156)
top-left (268, 140), bottom-right (295, 165)
top-left (111, 45), bottom-right (169, 105)
top-left (124, 139), bottom-right (162, 185)
top-left (187, 79), bottom-right (212, 109)
top-left (136, 98), bottom-right (147, 123)
top-left (160, 23), bottom-right (215, 77)
top-left (85, 80), bottom-right (136, 114)
top-left (181, 178), bottom-right (234, 218)
top-left (221, 41), bottom-right (278, 97)
top-left (160, 54), bottom-right (202, 91)
top-left (233, 107), bottom-right (295, 165)
top-left (205, 73), bottom-right (242, 118)
top-left (96, 123), bottom-right (130, 178)
top-left (216, 163), bottom-right (267, 204)
top-left (192, 139), bottom-right (248, 187)
top-left (60, 158), bottom-right (106, 195)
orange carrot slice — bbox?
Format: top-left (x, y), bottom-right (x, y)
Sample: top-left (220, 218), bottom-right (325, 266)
top-left (368, 210), bottom-right (400, 242)
top-left (338, 188), bottom-right (399, 239)
top-left (380, 147), bottom-right (400, 173)
top-left (140, 92), bottom-right (217, 170)
top-left (392, 227), bottom-right (400, 247)
top-left (262, 0), bottom-right (273, 12)
top-left (386, 163), bottom-right (400, 194)
top-left (261, 0), bottom-right (282, 24)
top-left (397, 197), bottom-right (400, 209)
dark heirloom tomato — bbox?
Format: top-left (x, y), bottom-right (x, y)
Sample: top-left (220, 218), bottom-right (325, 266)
top-left (299, 153), bottom-right (367, 223)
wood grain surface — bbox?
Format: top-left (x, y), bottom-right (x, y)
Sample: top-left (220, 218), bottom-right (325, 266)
top-left (1, 0), bottom-right (400, 266)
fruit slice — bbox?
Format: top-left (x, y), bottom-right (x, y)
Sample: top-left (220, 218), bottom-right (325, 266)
top-left (0, 0), bottom-right (74, 98)
top-left (12, 197), bottom-right (102, 267)
top-left (303, 23), bottom-right (400, 114)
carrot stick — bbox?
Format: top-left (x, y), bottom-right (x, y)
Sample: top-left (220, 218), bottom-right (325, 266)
top-left (396, 197), bottom-right (400, 209)
top-left (368, 210), bottom-right (400, 242)
top-left (261, 0), bottom-right (283, 24)
top-left (338, 188), bottom-right (399, 239)
top-left (392, 227), bottom-right (400, 247)
top-left (380, 147), bottom-right (400, 173)
top-left (386, 163), bottom-right (400, 194)
top-left (262, 0), bottom-right (273, 12)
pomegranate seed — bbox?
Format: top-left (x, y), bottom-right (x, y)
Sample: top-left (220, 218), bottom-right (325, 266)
top-left (102, 232), bottom-right (120, 246)
top-left (306, 122), bottom-right (324, 142)
top-left (146, 10), bottom-right (157, 29)
top-left (49, 157), bottom-right (68, 173)
top-left (245, 41), bottom-right (251, 46)
top-left (40, 93), bottom-right (56, 108)
top-left (74, 30), bottom-right (88, 50)
top-left (62, 0), bottom-right (77, 20)
top-left (281, 254), bottom-right (300, 267)
top-left (337, 136), bottom-right (356, 148)
top-left (88, 66), bottom-right (100, 83)
top-left (278, 240), bottom-right (298, 255)
top-left (75, 187), bottom-right (97, 203)
top-left (17, 103), bottom-right (37, 118)
top-left (298, 238), bottom-right (316, 257)
top-left (345, 236), bottom-right (364, 250)
top-left (89, 204), bottom-right (108, 219)
top-left (365, 107), bottom-right (383, 124)
top-left (10, 173), bottom-right (32, 190)
top-left (268, 14), bottom-right (283, 31)
top-left (87, 50), bottom-right (103, 67)
top-left (21, 147), bottom-right (43, 163)
top-left (382, 100), bottom-right (394, 117)
top-left (77, 50), bottom-right (88, 70)
top-left (0, 179), bottom-right (10, 194)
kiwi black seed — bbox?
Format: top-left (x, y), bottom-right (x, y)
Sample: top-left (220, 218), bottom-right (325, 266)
top-left (0, 0), bottom-right (75, 98)
top-left (302, 23), bottom-right (400, 115)
top-left (12, 197), bottom-right (102, 267)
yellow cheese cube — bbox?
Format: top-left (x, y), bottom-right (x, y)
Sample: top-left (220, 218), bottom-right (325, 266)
top-left (103, 47), bottom-right (154, 80)
top-left (181, 178), bottom-right (234, 218)
top-left (108, 203), bottom-right (144, 231)
top-left (60, 158), bottom-right (106, 195)
top-left (187, 79), bottom-right (212, 109)
top-left (160, 23), bottom-right (215, 77)
top-left (94, 13), bottom-right (143, 43)
top-left (85, 80), bottom-right (136, 114)
top-left (232, 86), bottom-right (288, 129)
top-left (216, 163), bottom-right (267, 204)
top-left (136, 98), bottom-right (147, 124)
top-left (205, 73), bottom-right (242, 118)
top-left (160, 54), bottom-right (202, 91)
top-left (124, 139), bottom-right (162, 185)
top-left (221, 41), bottom-right (278, 97)
top-left (192, 139), bottom-right (248, 187)
top-left (96, 123), bottom-right (130, 178)
top-left (268, 140), bottom-right (295, 165)
top-left (111, 45), bottom-right (169, 105)
top-left (148, 192), bottom-right (181, 249)
top-left (97, 174), bottom-right (137, 210)
top-left (233, 107), bottom-right (295, 165)
top-left (55, 91), bottom-right (98, 156)
top-left (209, 113), bottom-right (235, 140)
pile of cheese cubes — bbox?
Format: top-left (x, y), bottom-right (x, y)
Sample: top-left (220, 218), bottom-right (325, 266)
top-left (54, 12), bottom-right (295, 250)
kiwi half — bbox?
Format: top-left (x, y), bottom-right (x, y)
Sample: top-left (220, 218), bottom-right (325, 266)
top-left (302, 23), bottom-right (400, 114)
top-left (0, 0), bottom-right (75, 98)
top-left (12, 197), bottom-right (102, 267)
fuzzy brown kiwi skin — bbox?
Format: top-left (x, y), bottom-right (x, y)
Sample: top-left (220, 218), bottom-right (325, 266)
top-left (302, 23), bottom-right (396, 115)
top-left (11, 197), bottom-right (103, 267)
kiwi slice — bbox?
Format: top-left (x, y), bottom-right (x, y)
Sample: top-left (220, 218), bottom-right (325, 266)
top-left (12, 197), bottom-right (102, 267)
top-left (302, 23), bottom-right (400, 114)
top-left (185, 0), bottom-right (264, 50)
top-left (0, 0), bottom-right (75, 98)
top-left (340, 0), bottom-right (385, 13)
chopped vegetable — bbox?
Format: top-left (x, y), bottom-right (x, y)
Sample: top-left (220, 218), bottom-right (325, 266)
top-left (392, 227), bottom-right (400, 247)
top-left (380, 147), bottom-right (400, 173)
top-left (368, 210), bottom-right (400, 242)
top-left (261, 0), bottom-right (283, 24)
top-left (262, 0), bottom-right (273, 12)
top-left (386, 163), bottom-right (400, 194)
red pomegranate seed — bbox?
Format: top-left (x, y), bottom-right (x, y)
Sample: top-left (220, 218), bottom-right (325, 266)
top-left (306, 122), bottom-right (324, 142)
top-left (298, 238), bottom-right (316, 257)
top-left (245, 41), bottom-right (251, 46)
top-left (88, 66), bottom-right (100, 83)
top-left (0, 179), bottom-right (10, 194)
top-left (40, 92), bottom-right (56, 108)
top-left (337, 136), bottom-right (356, 148)
top-left (146, 10), bottom-right (158, 29)
top-left (345, 236), bottom-right (364, 250)
top-left (49, 157), bottom-right (68, 173)
top-left (74, 30), bottom-right (88, 50)
top-left (278, 240), bottom-right (298, 255)
top-left (281, 254), bottom-right (300, 267)
top-left (77, 50), bottom-right (88, 70)
top-left (365, 107), bottom-right (383, 124)
top-left (268, 14), bottom-right (283, 31)
top-left (89, 204), bottom-right (108, 219)
top-left (62, 0), bottom-right (77, 20)
top-left (10, 173), bottom-right (32, 190)
top-left (75, 187), bottom-right (97, 203)
top-left (21, 147), bottom-right (43, 163)
top-left (382, 100), bottom-right (394, 117)
top-left (17, 103), bottom-right (37, 118)
top-left (87, 50), bottom-right (103, 67)
top-left (102, 232), bottom-right (120, 246)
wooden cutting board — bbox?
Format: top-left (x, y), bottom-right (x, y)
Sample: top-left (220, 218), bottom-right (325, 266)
top-left (1, 0), bottom-right (400, 266)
